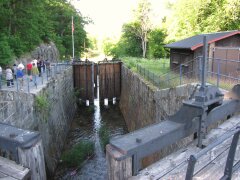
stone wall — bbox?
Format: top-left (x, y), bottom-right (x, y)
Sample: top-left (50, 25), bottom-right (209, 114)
top-left (120, 65), bottom-right (195, 131)
top-left (119, 65), bottom-right (195, 167)
top-left (0, 67), bottom-right (76, 175)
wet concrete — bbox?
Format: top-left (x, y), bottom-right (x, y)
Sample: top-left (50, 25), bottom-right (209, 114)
top-left (54, 101), bottom-right (127, 180)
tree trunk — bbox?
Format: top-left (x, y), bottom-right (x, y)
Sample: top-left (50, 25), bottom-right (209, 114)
top-left (141, 33), bottom-right (147, 58)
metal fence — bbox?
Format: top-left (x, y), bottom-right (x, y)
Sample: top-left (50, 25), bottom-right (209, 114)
top-left (0, 62), bottom-right (71, 93)
top-left (136, 57), bottom-right (240, 90)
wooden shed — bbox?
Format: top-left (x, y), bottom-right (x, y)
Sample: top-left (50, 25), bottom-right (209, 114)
top-left (165, 30), bottom-right (240, 76)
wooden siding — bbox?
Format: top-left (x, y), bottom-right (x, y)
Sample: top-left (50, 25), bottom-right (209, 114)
top-left (215, 34), bottom-right (240, 47)
top-left (170, 49), bottom-right (194, 76)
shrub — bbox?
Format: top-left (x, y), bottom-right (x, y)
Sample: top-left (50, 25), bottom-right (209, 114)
top-left (61, 141), bottom-right (94, 167)
top-left (99, 124), bottom-right (110, 152)
top-left (35, 94), bottom-right (49, 123)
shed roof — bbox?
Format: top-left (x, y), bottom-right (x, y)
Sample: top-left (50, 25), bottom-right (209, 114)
top-left (165, 30), bottom-right (240, 51)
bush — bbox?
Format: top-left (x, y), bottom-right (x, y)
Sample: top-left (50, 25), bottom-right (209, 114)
top-left (35, 94), bottom-right (49, 123)
top-left (61, 141), bottom-right (94, 167)
top-left (99, 124), bottom-right (110, 152)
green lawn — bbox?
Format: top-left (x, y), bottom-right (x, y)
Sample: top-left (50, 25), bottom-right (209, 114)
top-left (121, 57), bottom-right (170, 76)
top-left (121, 57), bottom-right (238, 91)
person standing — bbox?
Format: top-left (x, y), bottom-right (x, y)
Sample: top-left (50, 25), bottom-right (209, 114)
top-left (6, 66), bottom-right (14, 88)
top-left (32, 63), bottom-right (39, 86)
top-left (0, 65), bottom-right (2, 89)
top-left (37, 60), bottom-right (42, 77)
top-left (42, 60), bottom-right (46, 73)
top-left (18, 62), bottom-right (25, 70)
top-left (16, 67), bottom-right (24, 91)
top-left (27, 61), bottom-right (33, 81)
top-left (13, 64), bottom-right (17, 79)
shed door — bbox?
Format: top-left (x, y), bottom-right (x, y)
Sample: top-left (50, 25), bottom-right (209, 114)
top-left (212, 47), bottom-right (240, 77)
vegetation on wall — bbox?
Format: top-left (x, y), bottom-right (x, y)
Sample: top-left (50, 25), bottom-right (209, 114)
top-left (35, 94), bottom-right (49, 123)
top-left (0, 0), bottom-right (90, 66)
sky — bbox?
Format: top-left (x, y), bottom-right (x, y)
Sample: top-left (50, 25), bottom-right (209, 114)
top-left (71, 0), bottom-right (175, 39)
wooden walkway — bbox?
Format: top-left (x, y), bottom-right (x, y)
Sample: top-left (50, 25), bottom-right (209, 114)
top-left (0, 156), bottom-right (29, 180)
top-left (130, 114), bottom-right (240, 180)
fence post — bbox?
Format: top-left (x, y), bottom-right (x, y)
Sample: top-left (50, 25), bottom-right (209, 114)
top-left (0, 74), bottom-right (2, 90)
top-left (198, 57), bottom-right (202, 81)
top-left (185, 155), bottom-right (197, 180)
top-left (222, 131), bottom-right (240, 179)
top-left (166, 73), bottom-right (170, 86)
top-left (147, 69), bottom-right (150, 81)
top-left (217, 60), bottom-right (220, 87)
top-left (27, 76), bottom-right (30, 93)
top-left (153, 73), bottom-right (155, 86)
top-left (180, 64), bottom-right (183, 85)
top-left (16, 77), bottom-right (19, 92)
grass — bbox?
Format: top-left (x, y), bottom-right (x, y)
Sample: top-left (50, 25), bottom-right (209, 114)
top-left (121, 57), bottom-right (170, 75)
top-left (61, 140), bottom-right (94, 167)
top-left (207, 76), bottom-right (238, 91)
top-left (99, 124), bottom-right (110, 152)
top-left (121, 57), bottom-right (238, 91)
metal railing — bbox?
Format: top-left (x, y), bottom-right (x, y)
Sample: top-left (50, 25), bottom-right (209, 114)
top-left (135, 57), bottom-right (240, 90)
top-left (0, 62), bottom-right (71, 93)
top-left (136, 58), bottom-right (198, 89)
top-left (186, 127), bottom-right (240, 180)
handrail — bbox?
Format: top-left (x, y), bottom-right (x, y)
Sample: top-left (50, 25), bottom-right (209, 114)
top-left (185, 127), bottom-right (240, 180)
top-left (0, 62), bottom-right (71, 92)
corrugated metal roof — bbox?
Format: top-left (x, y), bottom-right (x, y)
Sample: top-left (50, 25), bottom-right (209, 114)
top-left (165, 30), bottom-right (240, 50)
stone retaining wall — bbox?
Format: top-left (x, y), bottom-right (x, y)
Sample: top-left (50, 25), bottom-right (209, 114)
top-left (120, 66), bottom-right (195, 131)
top-left (119, 65), bottom-right (195, 167)
top-left (0, 67), bottom-right (76, 175)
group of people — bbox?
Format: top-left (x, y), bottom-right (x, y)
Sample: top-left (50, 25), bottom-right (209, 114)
top-left (0, 59), bottom-right (50, 90)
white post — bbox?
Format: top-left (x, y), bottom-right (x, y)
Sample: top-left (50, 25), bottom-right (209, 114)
top-left (86, 100), bottom-right (89, 106)
top-left (104, 98), bottom-right (108, 106)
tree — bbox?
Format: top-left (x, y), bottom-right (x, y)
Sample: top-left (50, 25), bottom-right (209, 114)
top-left (133, 0), bottom-right (152, 58)
top-left (0, 0), bottom-right (89, 64)
top-left (0, 34), bottom-right (13, 66)
top-left (148, 29), bottom-right (167, 58)
top-left (166, 0), bottom-right (240, 41)
top-left (102, 38), bottom-right (116, 56)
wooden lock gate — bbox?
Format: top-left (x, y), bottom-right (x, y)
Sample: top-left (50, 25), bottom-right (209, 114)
top-left (73, 60), bottom-right (122, 103)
